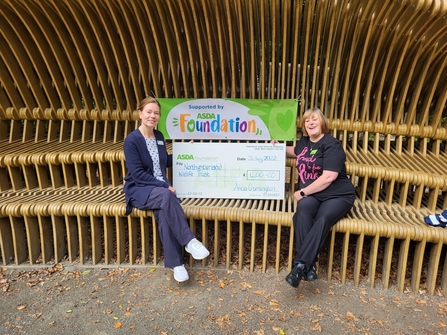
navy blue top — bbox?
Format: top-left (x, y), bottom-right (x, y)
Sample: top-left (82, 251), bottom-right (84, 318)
top-left (123, 129), bottom-right (172, 215)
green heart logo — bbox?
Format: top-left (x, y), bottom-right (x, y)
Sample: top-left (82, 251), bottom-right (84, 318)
top-left (276, 109), bottom-right (294, 132)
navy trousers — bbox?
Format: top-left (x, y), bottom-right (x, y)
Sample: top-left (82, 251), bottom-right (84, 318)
top-left (131, 187), bottom-right (195, 268)
top-left (292, 196), bottom-right (353, 272)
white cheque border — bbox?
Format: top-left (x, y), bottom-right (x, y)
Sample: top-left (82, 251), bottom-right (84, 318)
top-left (172, 142), bottom-right (286, 199)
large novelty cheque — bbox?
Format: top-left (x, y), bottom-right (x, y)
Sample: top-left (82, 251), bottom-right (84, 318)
top-left (173, 142), bottom-right (286, 199)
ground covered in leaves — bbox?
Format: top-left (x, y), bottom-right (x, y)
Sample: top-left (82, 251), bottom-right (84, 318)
top-left (1, 264), bottom-right (446, 335)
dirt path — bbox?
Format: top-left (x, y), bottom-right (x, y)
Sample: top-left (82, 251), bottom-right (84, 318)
top-left (1, 264), bottom-right (446, 335)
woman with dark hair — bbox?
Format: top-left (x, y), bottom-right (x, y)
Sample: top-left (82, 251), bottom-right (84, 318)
top-left (273, 108), bottom-right (355, 288)
top-left (123, 97), bottom-right (209, 283)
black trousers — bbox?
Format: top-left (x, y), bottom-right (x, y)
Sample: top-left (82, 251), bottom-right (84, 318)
top-left (292, 196), bottom-right (353, 272)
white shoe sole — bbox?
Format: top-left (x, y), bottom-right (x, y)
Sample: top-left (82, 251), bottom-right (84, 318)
top-left (185, 246), bottom-right (210, 260)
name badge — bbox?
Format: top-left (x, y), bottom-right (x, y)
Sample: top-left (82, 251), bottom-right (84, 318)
top-left (157, 140), bottom-right (164, 146)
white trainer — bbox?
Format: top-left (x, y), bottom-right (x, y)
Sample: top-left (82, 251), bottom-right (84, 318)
top-left (185, 238), bottom-right (210, 260)
top-left (173, 265), bottom-right (189, 282)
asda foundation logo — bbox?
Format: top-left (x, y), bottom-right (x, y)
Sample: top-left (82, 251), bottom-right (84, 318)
top-left (163, 99), bottom-right (270, 140)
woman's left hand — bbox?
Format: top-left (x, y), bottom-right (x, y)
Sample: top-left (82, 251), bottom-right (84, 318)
top-left (293, 190), bottom-right (304, 202)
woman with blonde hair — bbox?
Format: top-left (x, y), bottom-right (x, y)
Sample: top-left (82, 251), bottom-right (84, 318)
top-left (273, 108), bottom-right (355, 288)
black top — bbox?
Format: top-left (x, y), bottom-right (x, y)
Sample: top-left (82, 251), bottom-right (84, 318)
top-left (294, 133), bottom-right (355, 204)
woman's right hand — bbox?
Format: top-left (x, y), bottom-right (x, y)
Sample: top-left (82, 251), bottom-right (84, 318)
top-left (272, 139), bottom-right (296, 158)
top-left (168, 185), bottom-right (177, 195)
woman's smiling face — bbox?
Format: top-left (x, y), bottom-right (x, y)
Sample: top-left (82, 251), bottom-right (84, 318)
top-left (305, 113), bottom-right (322, 139)
top-left (139, 102), bottom-right (160, 128)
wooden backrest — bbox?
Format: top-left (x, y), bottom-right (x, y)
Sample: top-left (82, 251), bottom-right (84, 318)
top-left (1, 1), bottom-right (446, 130)
top-left (0, 107), bottom-right (139, 144)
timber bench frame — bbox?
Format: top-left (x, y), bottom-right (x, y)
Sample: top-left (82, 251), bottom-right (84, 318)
top-left (2, 0), bottom-right (447, 299)
top-left (1, 107), bottom-right (447, 296)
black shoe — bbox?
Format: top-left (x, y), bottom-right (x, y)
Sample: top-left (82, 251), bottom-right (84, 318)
top-left (305, 263), bottom-right (318, 281)
top-left (285, 263), bottom-right (306, 288)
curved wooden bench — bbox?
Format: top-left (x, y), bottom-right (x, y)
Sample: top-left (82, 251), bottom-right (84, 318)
top-left (0, 186), bottom-right (158, 266)
top-left (1, 183), bottom-right (446, 295)
top-left (0, 107), bottom-right (137, 191)
top-left (0, 141), bottom-right (126, 190)
top-left (1, 117), bottom-right (447, 295)
top-left (2, 107), bottom-right (447, 296)
top-left (327, 125), bottom-right (447, 213)
top-left (2, 0), bottom-right (447, 298)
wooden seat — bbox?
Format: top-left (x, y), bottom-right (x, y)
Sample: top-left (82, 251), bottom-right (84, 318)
top-left (1, 179), bottom-right (446, 295)
top-left (1, 115), bottom-right (446, 295)
top-left (329, 127), bottom-right (447, 212)
top-left (0, 186), bottom-right (159, 267)
top-left (2, 0), bottom-right (447, 297)
top-left (333, 201), bottom-right (446, 295)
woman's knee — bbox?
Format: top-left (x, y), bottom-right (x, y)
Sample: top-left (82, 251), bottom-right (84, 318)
top-left (313, 215), bottom-right (333, 229)
top-left (293, 210), bottom-right (307, 224)
top-left (158, 187), bottom-right (178, 202)
top-left (294, 202), bottom-right (317, 223)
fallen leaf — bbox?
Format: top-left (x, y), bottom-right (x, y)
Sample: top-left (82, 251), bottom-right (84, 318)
top-left (345, 311), bottom-right (356, 320)
top-left (311, 321), bottom-right (322, 332)
top-left (415, 299), bottom-right (427, 306)
top-left (114, 322), bottom-right (122, 328)
top-left (17, 305), bottom-right (26, 310)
